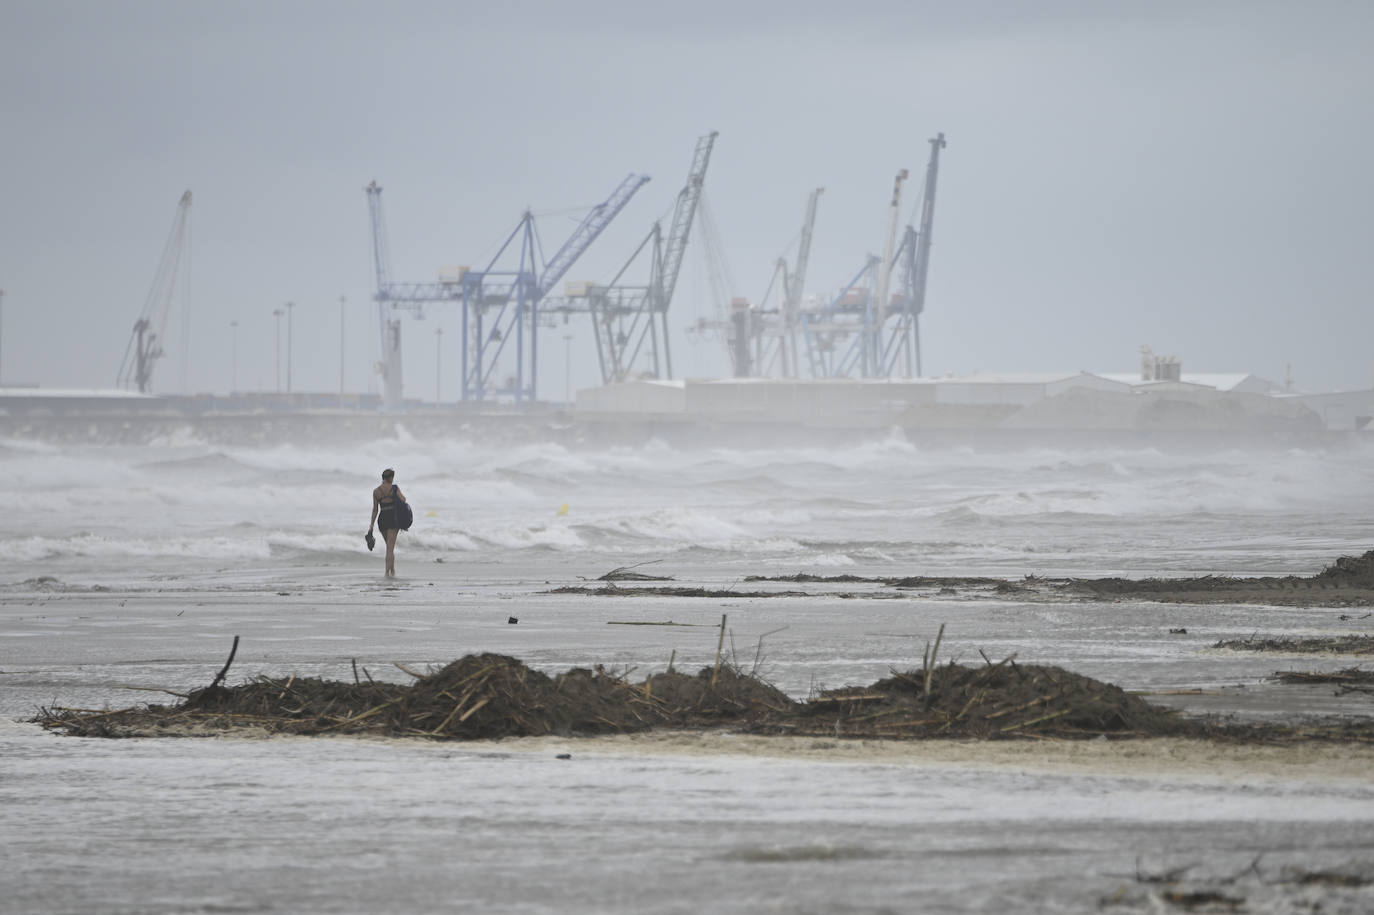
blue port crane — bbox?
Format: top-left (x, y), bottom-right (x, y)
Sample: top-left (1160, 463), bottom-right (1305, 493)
top-left (900, 131), bottom-right (946, 378)
top-left (798, 132), bottom-right (945, 380)
top-left (872, 132), bottom-right (944, 378)
top-left (564, 132), bottom-right (717, 383)
top-left (799, 254), bottom-right (879, 379)
top-left (782, 186), bottom-right (824, 373)
top-left (117, 190), bottom-right (192, 393)
top-left (365, 173), bottom-right (649, 407)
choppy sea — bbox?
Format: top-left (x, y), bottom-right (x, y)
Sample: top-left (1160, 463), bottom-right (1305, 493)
top-left (7, 429), bottom-right (1372, 582)
top-left (4, 427), bottom-right (1374, 913)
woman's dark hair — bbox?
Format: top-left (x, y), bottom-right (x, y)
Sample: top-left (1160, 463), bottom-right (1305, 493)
top-left (382, 468), bottom-right (394, 481)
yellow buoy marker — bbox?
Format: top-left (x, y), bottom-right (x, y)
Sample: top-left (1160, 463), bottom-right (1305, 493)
top-left (556, 503), bottom-right (569, 517)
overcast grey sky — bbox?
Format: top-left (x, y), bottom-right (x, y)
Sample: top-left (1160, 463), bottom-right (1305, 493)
top-left (2, 0), bottom-right (1371, 398)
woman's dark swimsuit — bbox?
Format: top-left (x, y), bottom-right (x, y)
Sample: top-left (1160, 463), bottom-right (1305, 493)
top-left (377, 485), bottom-right (401, 533)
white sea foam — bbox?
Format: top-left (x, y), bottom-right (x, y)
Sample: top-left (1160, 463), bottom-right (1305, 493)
top-left (6, 436), bottom-right (1374, 575)
top-left (11, 533), bottom-right (273, 562)
top-left (472, 521), bottom-right (587, 552)
top-left (807, 552), bottom-right (858, 567)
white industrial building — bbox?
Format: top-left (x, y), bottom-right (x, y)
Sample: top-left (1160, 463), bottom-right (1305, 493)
top-left (930, 372), bottom-right (1130, 406)
top-left (1099, 372), bottom-right (1279, 395)
top-left (573, 369), bottom-right (1370, 437)
top-left (1278, 390), bottom-right (1374, 432)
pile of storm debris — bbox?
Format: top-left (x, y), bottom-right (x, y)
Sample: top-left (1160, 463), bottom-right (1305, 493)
top-left (1217, 634), bottom-right (1374, 655)
top-left (1069, 549), bottom-right (1374, 598)
top-left (36, 640), bottom-right (1202, 742)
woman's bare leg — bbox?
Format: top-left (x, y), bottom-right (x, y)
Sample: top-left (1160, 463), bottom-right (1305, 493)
top-left (384, 528), bottom-right (399, 576)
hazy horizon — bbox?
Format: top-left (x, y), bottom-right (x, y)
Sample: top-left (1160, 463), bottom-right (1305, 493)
top-left (3, 0), bottom-right (1371, 398)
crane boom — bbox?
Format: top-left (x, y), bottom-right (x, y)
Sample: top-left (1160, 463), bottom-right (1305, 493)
top-left (909, 132), bottom-right (946, 321)
top-left (868, 168), bottom-right (908, 376)
top-left (785, 187), bottom-right (824, 322)
top-left (538, 173), bottom-right (650, 298)
top-left (365, 180), bottom-right (403, 408)
top-left (366, 181), bottom-right (393, 297)
top-left (118, 190), bottom-right (191, 393)
top-left (654, 130), bottom-right (717, 311)
top-left (581, 131), bottom-right (720, 384)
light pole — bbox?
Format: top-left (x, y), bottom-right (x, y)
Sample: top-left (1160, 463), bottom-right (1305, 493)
top-left (272, 308), bottom-right (284, 393)
top-left (229, 320), bottom-right (239, 393)
top-left (435, 326), bottom-right (443, 407)
top-left (285, 301), bottom-right (295, 394)
top-left (339, 295), bottom-right (346, 401)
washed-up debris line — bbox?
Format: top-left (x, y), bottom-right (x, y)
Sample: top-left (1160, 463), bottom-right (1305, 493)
top-left (1072, 549), bottom-right (1374, 596)
top-left (730, 550), bottom-right (1374, 605)
top-left (549, 584), bottom-right (810, 598)
top-left (1106, 859), bottom-right (1374, 913)
top-left (1215, 635), bottom-right (1374, 655)
top-left (36, 651), bottom-right (1208, 742)
top-left (1270, 667), bottom-right (1374, 689)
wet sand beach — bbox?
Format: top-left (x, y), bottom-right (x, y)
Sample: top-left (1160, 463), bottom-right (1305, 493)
top-left (6, 434), bottom-right (1374, 912)
top-left (7, 564), bottom-right (1374, 914)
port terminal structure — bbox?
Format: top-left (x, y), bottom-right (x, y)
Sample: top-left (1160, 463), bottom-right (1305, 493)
top-left (365, 130), bottom-right (944, 409)
top-left (725, 133), bottom-right (946, 384)
top-left (366, 132), bottom-right (717, 410)
top-left (366, 172), bottom-right (649, 409)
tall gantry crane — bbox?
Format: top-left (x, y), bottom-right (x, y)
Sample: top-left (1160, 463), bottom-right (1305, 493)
top-left (901, 131), bottom-right (946, 377)
top-left (571, 132), bottom-right (717, 383)
top-left (866, 167), bottom-right (910, 376)
top-left (716, 186), bottom-right (824, 378)
top-left (366, 173), bottom-right (648, 406)
top-left (799, 254), bottom-right (880, 378)
top-left (798, 132), bottom-right (946, 380)
top-left (118, 190), bottom-right (191, 393)
top-left (781, 186), bottom-right (824, 375)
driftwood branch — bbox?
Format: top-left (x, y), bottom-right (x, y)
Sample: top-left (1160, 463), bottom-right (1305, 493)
top-left (923, 623), bottom-right (946, 703)
top-left (209, 636), bottom-right (240, 690)
top-left (598, 560), bottom-right (674, 581)
top-left (711, 614), bottom-right (728, 687)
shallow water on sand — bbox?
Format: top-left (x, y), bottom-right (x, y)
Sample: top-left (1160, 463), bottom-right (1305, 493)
top-left (6, 722), bottom-right (1374, 915)
top-left (4, 433), bottom-right (1374, 912)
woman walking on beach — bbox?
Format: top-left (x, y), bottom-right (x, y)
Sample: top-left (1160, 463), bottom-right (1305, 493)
top-left (369, 468), bottom-right (407, 577)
